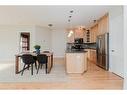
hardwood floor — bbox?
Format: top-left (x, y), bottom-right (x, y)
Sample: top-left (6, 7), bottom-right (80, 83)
top-left (0, 58), bottom-right (123, 89)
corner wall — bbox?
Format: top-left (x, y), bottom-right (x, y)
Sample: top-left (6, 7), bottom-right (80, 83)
top-left (51, 29), bottom-right (67, 58)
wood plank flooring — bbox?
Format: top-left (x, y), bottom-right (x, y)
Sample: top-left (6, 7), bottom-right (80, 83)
top-left (0, 58), bottom-right (123, 89)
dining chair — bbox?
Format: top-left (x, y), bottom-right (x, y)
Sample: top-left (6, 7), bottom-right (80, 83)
top-left (36, 54), bottom-right (48, 74)
top-left (21, 54), bottom-right (36, 75)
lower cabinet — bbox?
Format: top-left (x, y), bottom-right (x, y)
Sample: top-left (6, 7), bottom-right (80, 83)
top-left (65, 52), bottom-right (87, 74)
top-left (85, 49), bottom-right (96, 64)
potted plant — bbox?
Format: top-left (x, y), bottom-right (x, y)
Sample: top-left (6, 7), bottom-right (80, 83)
top-left (34, 45), bottom-right (41, 54)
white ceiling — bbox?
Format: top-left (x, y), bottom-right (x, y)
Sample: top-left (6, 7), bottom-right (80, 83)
top-left (0, 6), bottom-right (117, 29)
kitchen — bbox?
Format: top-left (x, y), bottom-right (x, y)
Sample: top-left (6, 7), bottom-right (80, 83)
top-left (65, 13), bottom-right (109, 74)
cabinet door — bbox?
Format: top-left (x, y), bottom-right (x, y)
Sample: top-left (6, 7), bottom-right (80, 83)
top-left (91, 50), bottom-right (97, 64)
top-left (67, 28), bottom-right (85, 43)
top-left (66, 53), bottom-right (76, 73)
top-left (66, 53), bottom-right (86, 73)
top-left (74, 28), bottom-right (85, 38)
top-left (90, 24), bottom-right (98, 42)
top-left (86, 49), bottom-right (96, 64)
top-left (84, 30), bottom-right (87, 42)
top-left (84, 52), bottom-right (88, 71)
top-left (85, 49), bottom-right (91, 60)
top-left (98, 14), bottom-right (109, 35)
top-left (75, 53), bottom-right (85, 73)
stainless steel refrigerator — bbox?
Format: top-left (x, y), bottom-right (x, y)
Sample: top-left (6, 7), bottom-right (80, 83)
top-left (96, 33), bottom-right (109, 70)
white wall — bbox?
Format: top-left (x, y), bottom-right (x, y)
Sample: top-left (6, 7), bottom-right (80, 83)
top-left (0, 25), bottom-right (65, 62)
top-left (51, 29), bottom-right (67, 58)
top-left (0, 25), bottom-right (35, 62)
top-left (34, 26), bottom-right (51, 51)
top-left (109, 6), bottom-right (124, 77)
top-left (16, 25), bottom-right (36, 52)
top-left (124, 6), bottom-right (127, 89)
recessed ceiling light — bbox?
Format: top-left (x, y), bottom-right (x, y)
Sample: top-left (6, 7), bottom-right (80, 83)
top-left (69, 16), bottom-right (72, 18)
top-left (68, 19), bottom-right (71, 22)
top-left (93, 20), bottom-right (97, 23)
top-left (48, 24), bottom-right (53, 27)
top-left (70, 10), bottom-right (74, 13)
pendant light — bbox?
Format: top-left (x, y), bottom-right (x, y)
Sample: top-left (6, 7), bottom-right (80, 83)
top-left (67, 10), bottom-right (74, 38)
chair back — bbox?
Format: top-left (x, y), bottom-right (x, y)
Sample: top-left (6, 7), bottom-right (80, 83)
top-left (21, 54), bottom-right (35, 64)
top-left (37, 54), bottom-right (48, 64)
top-left (43, 51), bottom-right (50, 53)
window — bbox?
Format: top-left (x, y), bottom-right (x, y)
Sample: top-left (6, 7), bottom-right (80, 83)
top-left (20, 33), bottom-right (30, 52)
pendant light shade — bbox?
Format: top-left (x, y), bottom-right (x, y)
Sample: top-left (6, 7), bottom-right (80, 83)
top-left (67, 30), bottom-right (74, 37)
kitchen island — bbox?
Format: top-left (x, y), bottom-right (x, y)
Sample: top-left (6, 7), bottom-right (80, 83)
top-left (65, 49), bottom-right (88, 74)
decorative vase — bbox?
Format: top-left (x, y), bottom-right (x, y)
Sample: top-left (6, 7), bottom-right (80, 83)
top-left (36, 49), bottom-right (40, 54)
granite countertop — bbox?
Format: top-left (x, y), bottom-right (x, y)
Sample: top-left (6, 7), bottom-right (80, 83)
top-left (66, 49), bottom-right (88, 53)
top-left (84, 47), bottom-right (97, 50)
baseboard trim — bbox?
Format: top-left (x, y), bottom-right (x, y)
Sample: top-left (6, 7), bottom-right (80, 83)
top-left (112, 72), bottom-right (124, 79)
top-left (0, 60), bottom-right (15, 64)
top-left (53, 56), bottom-right (65, 59)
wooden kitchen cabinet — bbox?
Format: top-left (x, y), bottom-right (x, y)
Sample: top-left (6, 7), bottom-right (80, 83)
top-left (65, 52), bottom-right (88, 74)
top-left (85, 49), bottom-right (91, 60)
top-left (88, 14), bottom-right (108, 43)
top-left (90, 24), bottom-right (98, 42)
top-left (67, 14), bottom-right (108, 43)
top-left (90, 50), bottom-right (96, 64)
top-left (84, 24), bottom-right (98, 43)
top-left (74, 28), bottom-right (85, 39)
top-left (85, 49), bottom-right (96, 64)
top-left (67, 27), bottom-right (85, 43)
top-left (98, 14), bottom-right (109, 35)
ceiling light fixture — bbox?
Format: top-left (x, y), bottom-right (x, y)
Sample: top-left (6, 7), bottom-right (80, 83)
top-left (67, 10), bottom-right (74, 38)
top-left (70, 10), bottom-right (73, 13)
top-left (93, 20), bottom-right (96, 23)
top-left (68, 30), bottom-right (73, 37)
top-left (48, 24), bottom-right (53, 27)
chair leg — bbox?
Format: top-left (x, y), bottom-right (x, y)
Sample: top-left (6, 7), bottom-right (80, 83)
top-left (40, 64), bottom-right (43, 69)
top-left (37, 63), bottom-right (41, 74)
top-left (31, 64), bottom-right (33, 75)
top-left (35, 61), bottom-right (37, 69)
top-left (45, 63), bottom-right (48, 74)
top-left (21, 64), bottom-right (26, 76)
top-left (27, 64), bottom-right (30, 70)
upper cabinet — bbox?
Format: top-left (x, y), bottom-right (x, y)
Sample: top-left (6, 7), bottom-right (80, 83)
top-left (66, 13), bottom-right (109, 43)
top-left (98, 14), bottom-right (109, 35)
top-left (67, 27), bottom-right (85, 43)
top-left (89, 13), bottom-right (109, 43)
top-left (74, 27), bottom-right (85, 39)
top-left (90, 24), bottom-right (98, 42)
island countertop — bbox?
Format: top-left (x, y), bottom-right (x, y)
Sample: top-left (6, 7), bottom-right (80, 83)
top-left (66, 49), bottom-right (88, 53)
